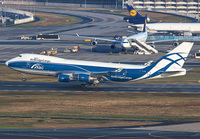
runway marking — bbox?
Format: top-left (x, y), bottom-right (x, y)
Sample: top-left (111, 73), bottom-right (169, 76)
top-left (0, 132), bottom-right (55, 139)
top-left (149, 131), bottom-right (171, 139)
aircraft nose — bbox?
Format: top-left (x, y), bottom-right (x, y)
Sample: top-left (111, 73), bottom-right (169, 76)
top-left (5, 60), bottom-right (9, 66)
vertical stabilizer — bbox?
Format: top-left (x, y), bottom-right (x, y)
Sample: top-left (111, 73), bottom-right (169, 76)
top-left (152, 42), bottom-right (193, 70)
top-left (127, 5), bottom-right (143, 18)
top-left (125, 5), bottom-right (150, 24)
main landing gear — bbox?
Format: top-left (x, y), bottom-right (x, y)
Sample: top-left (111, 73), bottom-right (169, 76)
top-left (80, 82), bottom-right (99, 87)
top-left (21, 73), bottom-right (26, 82)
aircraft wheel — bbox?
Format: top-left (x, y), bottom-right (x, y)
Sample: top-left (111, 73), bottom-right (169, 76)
top-left (81, 83), bottom-right (88, 87)
top-left (91, 83), bottom-right (96, 87)
top-left (22, 78), bottom-right (26, 82)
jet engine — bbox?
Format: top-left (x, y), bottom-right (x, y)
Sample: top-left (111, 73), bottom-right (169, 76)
top-left (91, 40), bottom-right (97, 46)
top-left (111, 44), bottom-right (116, 49)
top-left (58, 74), bottom-right (73, 82)
top-left (58, 73), bottom-right (99, 84)
top-left (173, 42), bottom-right (179, 47)
top-left (78, 74), bottom-right (94, 82)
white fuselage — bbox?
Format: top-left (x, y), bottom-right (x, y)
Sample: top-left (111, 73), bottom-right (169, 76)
top-left (134, 23), bottom-right (200, 34)
top-left (121, 32), bottom-right (147, 49)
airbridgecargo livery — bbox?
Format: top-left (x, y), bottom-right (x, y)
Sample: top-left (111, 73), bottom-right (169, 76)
top-left (6, 42), bottom-right (193, 87)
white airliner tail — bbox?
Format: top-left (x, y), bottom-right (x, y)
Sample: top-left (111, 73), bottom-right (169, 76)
top-left (151, 42), bottom-right (193, 71)
top-left (167, 42), bottom-right (193, 68)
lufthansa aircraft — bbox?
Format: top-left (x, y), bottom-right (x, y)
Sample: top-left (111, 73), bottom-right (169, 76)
top-left (126, 5), bottom-right (200, 36)
top-left (6, 42), bottom-right (193, 87)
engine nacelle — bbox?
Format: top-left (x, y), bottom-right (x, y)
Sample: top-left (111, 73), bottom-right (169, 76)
top-left (173, 42), bottom-right (179, 47)
top-left (58, 74), bottom-right (72, 82)
top-left (111, 44), bottom-right (116, 49)
top-left (78, 74), bottom-right (93, 82)
top-left (183, 31), bottom-right (192, 36)
top-left (91, 41), bottom-right (97, 46)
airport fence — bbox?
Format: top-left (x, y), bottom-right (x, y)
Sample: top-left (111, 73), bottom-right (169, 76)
top-left (2, 1), bottom-right (121, 9)
top-left (0, 7), bottom-right (34, 24)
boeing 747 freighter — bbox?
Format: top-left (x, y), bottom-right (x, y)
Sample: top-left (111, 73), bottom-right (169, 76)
top-left (6, 42), bottom-right (193, 87)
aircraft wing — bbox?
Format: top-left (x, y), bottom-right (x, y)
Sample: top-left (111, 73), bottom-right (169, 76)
top-left (58, 67), bottom-right (123, 80)
top-left (76, 33), bottom-right (121, 43)
top-left (91, 67), bottom-right (123, 77)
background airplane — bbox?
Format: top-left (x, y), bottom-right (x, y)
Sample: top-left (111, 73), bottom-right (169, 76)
top-left (77, 16), bottom-right (181, 54)
top-left (126, 5), bottom-right (200, 36)
top-left (77, 17), bottom-right (158, 54)
top-left (6, 42), bottom-right (193, 87)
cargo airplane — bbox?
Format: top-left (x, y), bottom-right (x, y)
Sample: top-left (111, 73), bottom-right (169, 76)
top-left (126, 5), bottom-right (200, 36)
top-left (6, 42), bottom-right (193, 87)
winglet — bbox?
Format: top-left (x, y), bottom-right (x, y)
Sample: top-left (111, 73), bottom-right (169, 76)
top-left (76, 33), bottom-right (79, 37)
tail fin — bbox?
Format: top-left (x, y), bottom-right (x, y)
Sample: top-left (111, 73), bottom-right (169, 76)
top-left (142, 14), bottom-right (147, 32)
top-left (127, 5), bottom-right (143, 18)
top-left (151, 42), bottom-right (193, 70)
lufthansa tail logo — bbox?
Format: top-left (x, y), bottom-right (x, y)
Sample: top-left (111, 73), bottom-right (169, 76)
top-left (130, 10), bottom-right (137, 16)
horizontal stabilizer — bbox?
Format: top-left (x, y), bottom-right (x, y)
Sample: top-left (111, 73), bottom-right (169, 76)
top-left (159, 70), bottom-right (186, 77)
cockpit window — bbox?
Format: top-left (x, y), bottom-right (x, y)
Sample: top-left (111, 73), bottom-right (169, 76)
top-left (18, 54), bottom-right (22, 57)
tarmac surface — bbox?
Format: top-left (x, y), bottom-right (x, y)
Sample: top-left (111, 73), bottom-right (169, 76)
top-left (1, 6), bottom-right (200, 138)
top-left (1, 81), bottom-right (200, 93)
top-left (0, 126), bottom-right (200, 139)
